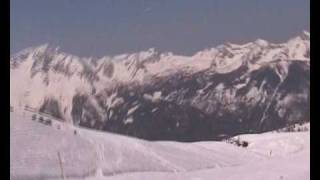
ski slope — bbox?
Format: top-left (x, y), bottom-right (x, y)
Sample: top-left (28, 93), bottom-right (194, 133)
top-left (10, 109), bottom-right (309, 180)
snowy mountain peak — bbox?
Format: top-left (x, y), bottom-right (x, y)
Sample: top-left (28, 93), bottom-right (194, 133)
top-left (254, 39), bottom-right (269, 47)
top-left (288, 31), bottom-right (310, 43)
top-left (303, 30), bottom-right (310, 35)
top-left (146, 47), bottom-right (157, 54)
top-left (26, 43), bottom-right (59, 56)
top-left (300, 30), bottom-right (310, 40)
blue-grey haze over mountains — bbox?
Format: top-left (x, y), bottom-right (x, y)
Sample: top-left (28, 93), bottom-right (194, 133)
top-left (10, 0), bottom-right (309, 57)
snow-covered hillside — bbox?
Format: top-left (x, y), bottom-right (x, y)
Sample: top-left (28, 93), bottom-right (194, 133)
top-left (10, 110), bottom-right (309, 180)
top-left (10, 32), bottom-right (310, 141)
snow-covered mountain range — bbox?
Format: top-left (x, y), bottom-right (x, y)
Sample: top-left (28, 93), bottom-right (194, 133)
top-left (10, 31), bottom-right (310, 141)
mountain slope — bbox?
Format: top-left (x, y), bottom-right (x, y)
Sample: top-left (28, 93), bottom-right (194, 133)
top-left (10, 110), bottom-right (309, 180)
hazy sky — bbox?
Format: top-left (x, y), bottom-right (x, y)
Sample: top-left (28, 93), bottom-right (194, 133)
top-left (10, 0), bottom-right (309, 57)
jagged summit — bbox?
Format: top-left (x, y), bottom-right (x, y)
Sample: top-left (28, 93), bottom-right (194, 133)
top-left (253, 39), bottom-right (269, 47)
top-left (300, 30), bottom-right (310, 40)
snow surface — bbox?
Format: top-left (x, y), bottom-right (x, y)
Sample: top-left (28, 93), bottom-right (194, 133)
top-left (10, 109), bottom-right (309, 180)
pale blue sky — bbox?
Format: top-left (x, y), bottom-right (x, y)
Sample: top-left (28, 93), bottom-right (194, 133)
top-left (11, 0), bottom-right (309, 57)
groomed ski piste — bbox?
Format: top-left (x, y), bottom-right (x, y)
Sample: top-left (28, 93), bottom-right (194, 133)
top-left (10, 108), bottom-right (309, 180)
